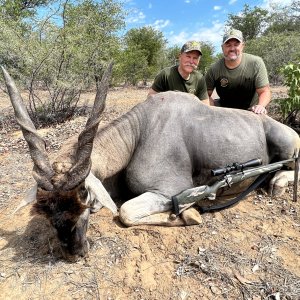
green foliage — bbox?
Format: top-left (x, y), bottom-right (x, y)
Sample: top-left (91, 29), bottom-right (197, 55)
top-left (265, 0), bottom-right (300, 34)
top-left (226, 1), bottom-right (300, 39)
top-left (277, 63), bottom-right (300, 118)
top-left (226, 4), bottom-right (269, 41)
top-left (0, 16), bottom-right (26, 71)
top-left (164, 45), bottom-right (181, 67)
top-left (115, 46), bottom-right (148, 86)
top-left (0, 0), bottom-right (126, 126)
top-left (62, 0), bottom-right (125, 84)
top-left (197, 42), bottom-right (215, 75)
top-left (0, 0), bottom-right (51, 19)
top-left (245, 33), bottom-right (300, 84)
top-left (125, 26), bottom-right (166, 67)
top-left (119, 26), bottom-right (166, 85)
top-left (153, 44), bottom-right (181, 72)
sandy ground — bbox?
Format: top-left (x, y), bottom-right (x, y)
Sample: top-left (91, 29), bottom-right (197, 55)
top-left (0, 86), bottom-right (299, 300)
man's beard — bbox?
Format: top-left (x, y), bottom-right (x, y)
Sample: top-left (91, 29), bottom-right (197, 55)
top-left (224, 52), bottom-right (240, 61)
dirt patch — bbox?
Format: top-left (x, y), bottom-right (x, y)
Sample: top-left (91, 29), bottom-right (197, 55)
top-left (0, 86), bottom-right (299, 300)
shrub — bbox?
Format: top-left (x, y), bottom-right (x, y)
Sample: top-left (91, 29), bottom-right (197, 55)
top-left (277, 62), bottom-right (300, 133)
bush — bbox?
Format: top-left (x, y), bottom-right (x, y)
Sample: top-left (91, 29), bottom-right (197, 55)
top-left (245, 33), bottom-right (300, 85)
top-left (277, 62), bottom-right (300, 133)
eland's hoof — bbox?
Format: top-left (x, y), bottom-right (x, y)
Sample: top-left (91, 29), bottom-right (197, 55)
top-left (181, 208), bottom-right (202, 225)
top-left (269, 172), bottom-right (289, 197)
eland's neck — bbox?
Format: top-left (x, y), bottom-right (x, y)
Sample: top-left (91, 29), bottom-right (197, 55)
top-left (91, 106), bottom-right (142, 179)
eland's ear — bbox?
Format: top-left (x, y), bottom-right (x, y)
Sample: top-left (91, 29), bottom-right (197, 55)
top-left (12, 184), bottom-right (37, 214)
top-left (85, 172), bottom-right (118, 215)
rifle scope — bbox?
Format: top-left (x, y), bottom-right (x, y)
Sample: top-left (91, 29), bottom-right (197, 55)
top-left (211, 158), bottom-right (262, 176)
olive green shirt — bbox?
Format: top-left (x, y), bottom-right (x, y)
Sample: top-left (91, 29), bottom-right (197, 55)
top-left (151, 66), bottom-right (208, 101)
top-left (205, 53), bottom-right (269, 109)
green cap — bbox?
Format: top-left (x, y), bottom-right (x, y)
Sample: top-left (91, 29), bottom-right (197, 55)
top-left (181, 41), bottom-right (202, 55)
top-left (222, 29), bottom-right (243, 44)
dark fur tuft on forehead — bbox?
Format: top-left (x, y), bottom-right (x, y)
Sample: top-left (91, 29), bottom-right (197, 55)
top-left (31, 187), bottom-right (89, 222)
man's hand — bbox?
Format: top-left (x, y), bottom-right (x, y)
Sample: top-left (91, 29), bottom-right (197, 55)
top-left (251, 104), bottom-right (267, 114)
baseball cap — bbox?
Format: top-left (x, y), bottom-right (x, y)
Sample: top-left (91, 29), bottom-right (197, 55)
top-left (222, 29), bottom-right (243, 44)
top-left (181, 41), bottom-right (202, 55)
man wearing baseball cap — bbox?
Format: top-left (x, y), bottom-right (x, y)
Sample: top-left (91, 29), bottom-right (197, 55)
top-left (205, 29), bottom-right (271, 114)
top-left (148, 41), bottom-right (209, 104)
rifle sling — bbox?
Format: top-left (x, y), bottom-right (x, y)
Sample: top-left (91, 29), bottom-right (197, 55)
top-left (198, 173), bottom-right (270, 213)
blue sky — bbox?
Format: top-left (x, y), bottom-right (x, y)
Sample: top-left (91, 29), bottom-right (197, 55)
top-left (123, 0), bottom-right (293, 53)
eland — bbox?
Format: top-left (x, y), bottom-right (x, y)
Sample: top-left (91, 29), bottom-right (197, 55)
top-left (2, 64), bottom-right (299, 261)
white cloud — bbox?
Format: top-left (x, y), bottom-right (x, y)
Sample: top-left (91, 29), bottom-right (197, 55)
top-left (214, 6), bottom-right (222, 10)
top-left (126, 9), bottom-right (146, 24)
top-left (261, 0), bottom-right (293, 9)
top-left (229, 0), bottom-right (237, 4)
top-left (167, 21), bottom-right (224, 52)
top-left (167, 31), bottom-right (189, 45)
top-left (123, 0), bottom-right (136, 6)
top-left (148, 3), bottom-right (152, 9)
top-left (151, 19), bottom-right (171, 30)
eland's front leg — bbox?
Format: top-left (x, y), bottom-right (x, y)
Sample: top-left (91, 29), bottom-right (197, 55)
top-left (119, 192), bottom-right (202, 227)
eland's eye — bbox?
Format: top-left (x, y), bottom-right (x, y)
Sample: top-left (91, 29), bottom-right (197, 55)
top-left (78, 186), bottom-right (88, 199)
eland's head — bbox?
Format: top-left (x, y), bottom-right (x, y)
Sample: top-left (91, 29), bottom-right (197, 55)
top-left (2, 63), bottom-right (115, 261)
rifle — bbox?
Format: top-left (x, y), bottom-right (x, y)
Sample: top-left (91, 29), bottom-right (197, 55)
top-left (172, 157), bottom-right (299, 216)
